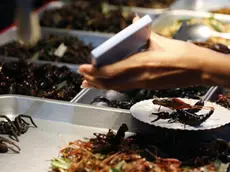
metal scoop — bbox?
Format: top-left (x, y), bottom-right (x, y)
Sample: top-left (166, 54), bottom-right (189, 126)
top-left (15, 0), bottom-right (41, 47)
top-left (173, 22), bottom-right (230, 42)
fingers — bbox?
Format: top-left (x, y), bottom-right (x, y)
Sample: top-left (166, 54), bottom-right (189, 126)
top-left (81, 80), bottom-right (100, 89)
top-left (133, 13), bottom-right (140, 23)
top-left (82, 79), bottom-right (141, 91)
top-left (79, 51), bottom-right (151, 79)
top-left (78, 64), bottom-right (94, 75)
top-left (81, 69), bottom-right (201, 91)
top-left (81, 68), bottom-right (181, 91)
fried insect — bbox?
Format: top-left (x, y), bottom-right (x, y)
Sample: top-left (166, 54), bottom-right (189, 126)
top-left (51, 123), bottom-right (230, 172)
top-left (0, 60), bottom-right (83, 101)
top-left (0, 114), bottom-right (37, 141)
top-left (91, 96), bottom-right (136, 110)
top-left (181, 139), bottom-right (230, 167)
top-left (0, 136), bottom-right (20, 153)
top-left (151, 98), bottom-right (214, 127)
top-left (217, 94), bottom-right (230, 109)
top-left (0, 35), bottom-right (92, 64)
top-left (91, 86), bottom-right (209, 110)
top-left (193, 42), bottom-right (230, 54)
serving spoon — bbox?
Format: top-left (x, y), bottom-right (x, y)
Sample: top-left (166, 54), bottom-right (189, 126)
top-left (173, 22), bottom-right (230, 42)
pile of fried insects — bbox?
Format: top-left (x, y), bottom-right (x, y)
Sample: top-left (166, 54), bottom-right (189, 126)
top-left (50, 124), bottom-right (230, 172)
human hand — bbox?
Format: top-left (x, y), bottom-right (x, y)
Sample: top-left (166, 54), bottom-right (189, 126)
top-left (78, 16), bottom-right (206, 91)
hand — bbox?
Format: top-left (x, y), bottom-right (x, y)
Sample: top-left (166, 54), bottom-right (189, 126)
top-left (78, 16), bottom-right (206, 91)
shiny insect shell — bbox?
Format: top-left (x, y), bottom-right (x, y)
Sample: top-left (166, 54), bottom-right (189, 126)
top-left (151, 98), bottom-right (214, 127)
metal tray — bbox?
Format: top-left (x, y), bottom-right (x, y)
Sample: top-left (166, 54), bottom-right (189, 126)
top-left (171, 0), bottom-right (230, 12)
top-left (1, 95), bottom-right (230, 172)
top-left (0, 26), bottom-right (112, 65)
top-left (73, 86), bottom-right (217, 110)
top-left (37, 1), bottom-right (163, 32)
top-left (151, 10), bottom-right (230, 32)
top-left (0, 95), bottom-right (137, 172)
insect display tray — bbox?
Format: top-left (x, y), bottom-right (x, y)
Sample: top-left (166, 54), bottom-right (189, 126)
top-left (2, 95), bottom-right (230, 171)
top-left (73, 86), bottom-right (215, 111)
top-left (0, 95), bottom-right (135, 172)
top-left (130, 98), bottom-right (230, 131)
top-left (152, 10), bottom-right (230, 34)
top-left (38, 1), bottom-right (162, 34)
top-left (0, 26), bottom-right (112, 65)
top-left (170, 0), bottom-right (230, 12)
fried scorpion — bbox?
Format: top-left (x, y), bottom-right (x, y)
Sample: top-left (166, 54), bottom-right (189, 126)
top-left (151, 98), bottom-right (214, 127)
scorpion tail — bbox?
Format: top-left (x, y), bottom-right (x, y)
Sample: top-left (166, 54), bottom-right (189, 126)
top-left (200, 108), bottom-right (214, 123)
top-left (182, 108), bottom-right (214, 126)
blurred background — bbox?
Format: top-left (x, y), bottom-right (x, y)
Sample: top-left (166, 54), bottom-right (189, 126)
top-left (0, 0), bottom-right (52, 30)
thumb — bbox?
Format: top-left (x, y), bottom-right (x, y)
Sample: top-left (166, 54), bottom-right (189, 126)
top-left (132, 13), bottom-right (140, 23)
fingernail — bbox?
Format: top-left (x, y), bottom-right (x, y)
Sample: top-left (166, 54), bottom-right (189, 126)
top-left (80, 85), bottom-right (85, 89)
top-left (77, 70), bottom-right (86, 75)
top-left (77, 69), bottom-right (81, 74)
top-left (135, 13), bottom-right (140, 17)
top-left (81, 85), bottom-right (93, 89)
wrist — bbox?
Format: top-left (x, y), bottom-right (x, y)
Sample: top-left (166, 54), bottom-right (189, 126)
top-left (193, 44), bottom-right (230, 87)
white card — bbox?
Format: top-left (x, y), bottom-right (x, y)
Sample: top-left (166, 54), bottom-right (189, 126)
top-left (91, 15), bottom-right (152, 67)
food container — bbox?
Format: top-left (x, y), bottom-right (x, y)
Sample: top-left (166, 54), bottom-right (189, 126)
top-left (0, 95), bottom-right (135, 172)
top-left (151, 10), bottom-right (230, 38)
top-left (0, 55), bottom-right (85, 102)
top-left (105, 0), bottom-right (177, 10)
top-left (38, 1), bottom-right (163, 33)
top-left (72, 86), bottom-right (216, 111)
top-left (0, 27), bottom-right (112, 65)
top-left (1, 94), bottom-right (230, 172)
top-left (171, 0), bottom-right (230, 12)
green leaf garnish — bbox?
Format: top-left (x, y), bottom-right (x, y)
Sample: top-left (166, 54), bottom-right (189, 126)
top-left (110, 168), bottom-right (120, 172)
top-left (116, 160), bottom-right (126, 169)
top-left (51, 158), bottom-right (71, 170)
top-left (31, 52), bottom-right (39, 60)
top-left (109, 160), bottom-right (126, 172)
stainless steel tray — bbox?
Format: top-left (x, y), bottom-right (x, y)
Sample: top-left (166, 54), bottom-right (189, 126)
top-left (1, 95), bottom-right (230, 172)
top-left (171, 0), bottom-right (230, 12)
top-left (73, 86), bottom-right (216, 110)
top-left (151, 10), bottom-right (230, 32)
top-left (37, 1), bottom-right (163, 32)
top-left (0, 95), bottom-right (141, 172)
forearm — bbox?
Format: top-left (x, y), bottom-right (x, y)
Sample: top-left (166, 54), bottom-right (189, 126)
top-left (196, 45), bottom-right (230, 88)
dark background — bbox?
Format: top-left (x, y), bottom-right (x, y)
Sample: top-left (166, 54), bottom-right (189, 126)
top-left (0, 0), bottom-right (51, 31)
